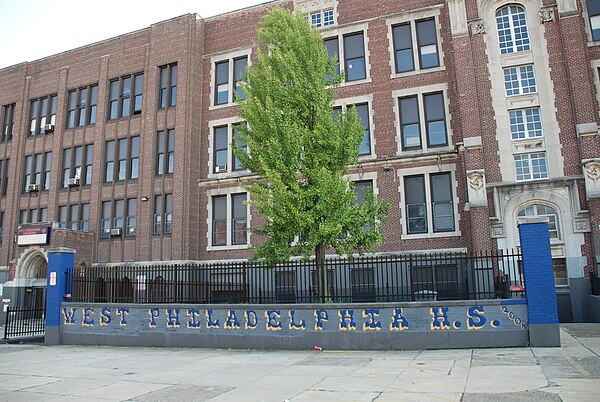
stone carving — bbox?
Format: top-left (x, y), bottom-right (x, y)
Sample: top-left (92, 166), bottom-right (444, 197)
top-left (468, 171), bottom-right (484, 192)
top-left (470, 20), bottom-right (485, 35)
top-left (582, 159), bottom-right (600, 199)
top-left (539, 8), bottom-right (555, 23)
top-left (490, 224), bottom-right (505, 238)
top-left (574, 219), bottom-right (591, 233)
top-left (467, 170), bottom-right (487, 207)
top-left (584, 160), bottom-right (600, 183)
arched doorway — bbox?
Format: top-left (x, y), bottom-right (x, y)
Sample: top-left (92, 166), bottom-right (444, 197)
top-left (14, 249), bottom-right (48, 309)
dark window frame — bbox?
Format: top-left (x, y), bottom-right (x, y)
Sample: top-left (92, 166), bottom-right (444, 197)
top-left (66, 84), bottom-right (98, 129)
top-left (107, 73), bottom-right (144, 120)
top-left (156, 129), bottom-right (174, 176)
top-left (28, 94), bottom-right (57, 136)
top-left (159, 63), bottom-right (178, 109)
top-left (2, 103), bottom-right (15, 142)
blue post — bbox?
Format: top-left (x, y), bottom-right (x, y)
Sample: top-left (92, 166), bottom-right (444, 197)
top-left (518, 218), bottom-right (560, 347)
top-left (45, 248), bottom-right (75, 345)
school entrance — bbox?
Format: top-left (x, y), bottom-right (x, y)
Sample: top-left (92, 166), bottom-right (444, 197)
top-left (2, 250), bottom-right (47, 340)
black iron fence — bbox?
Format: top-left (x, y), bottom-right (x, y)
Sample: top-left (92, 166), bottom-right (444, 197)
top-left (3, 306), bottom-right (46, 339)
top-left (66, 250), bottom-right (524, 304)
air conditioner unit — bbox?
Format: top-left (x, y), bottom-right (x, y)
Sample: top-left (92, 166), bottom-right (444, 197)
top-left (215, 164), bottom-right (228, 173)
top-left (28, 183), bottom-right (39, 192)
top-left (43, 124), bottom-right (54, 133)
top-left (67, 177), bottom-right (80, 187)
top-left (110, 228), bottom-right (122, 237)
top-left (128, 227), bottom-right (136, 235)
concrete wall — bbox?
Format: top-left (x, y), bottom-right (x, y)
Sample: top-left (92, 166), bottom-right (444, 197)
top-left (60, 299), bottom-right (529, 350)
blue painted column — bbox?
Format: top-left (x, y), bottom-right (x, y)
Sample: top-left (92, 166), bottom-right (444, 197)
top-left (518, 218), bottom-right (560, 347)
top-left (45, 248), bottom-right (75, 345)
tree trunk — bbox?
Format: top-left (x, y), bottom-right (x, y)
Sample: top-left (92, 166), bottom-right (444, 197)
top-left (315, 242), bottom-right (330, 303)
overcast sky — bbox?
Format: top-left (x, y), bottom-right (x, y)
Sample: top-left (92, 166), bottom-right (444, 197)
top-left (0, 0), bottom-right (270, 69)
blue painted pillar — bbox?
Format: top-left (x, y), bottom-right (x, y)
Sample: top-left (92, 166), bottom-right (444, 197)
top-left (45, 248), bottom-right (75, 345)
top-left (518, 219), bottom-right (560, 347)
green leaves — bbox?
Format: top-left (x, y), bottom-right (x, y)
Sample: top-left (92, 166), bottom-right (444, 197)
top-left (235, 7), bottom-right (390, 266)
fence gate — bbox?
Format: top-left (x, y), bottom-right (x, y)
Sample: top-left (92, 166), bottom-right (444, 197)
top-left (3, 306), bottom-right (46, 340)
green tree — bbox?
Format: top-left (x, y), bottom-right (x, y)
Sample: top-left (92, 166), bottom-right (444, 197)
top-left (235, 7), bottom-right (390, 301)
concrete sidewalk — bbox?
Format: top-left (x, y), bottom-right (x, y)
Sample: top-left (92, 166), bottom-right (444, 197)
top-left (0, 324), bottom-right (598, 401)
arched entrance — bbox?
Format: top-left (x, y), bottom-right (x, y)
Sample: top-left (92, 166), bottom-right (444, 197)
top-left (14, 249), bottom-right (48, 309)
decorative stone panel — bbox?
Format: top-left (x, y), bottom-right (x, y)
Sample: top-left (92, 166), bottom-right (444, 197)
top-left (467, 170), bottom-right (487, 207)
top-left (582, 159), bottom-right (600, 199)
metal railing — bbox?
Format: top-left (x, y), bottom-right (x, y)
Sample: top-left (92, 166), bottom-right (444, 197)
top-left (66, 250), bottom-right (524, 304)
top-left (3, 306), bottom-right (46, 339)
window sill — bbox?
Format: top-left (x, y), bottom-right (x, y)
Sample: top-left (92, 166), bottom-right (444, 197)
top-left (401, 230), bottom-right (461, 240)
top-left (207, 170), bottom-right (250, 180)
top-left (397, 145), bottom-right (456, 158)
top-left (339, 77), bottom-right (372, 88)
top-left (390, 65), bottom-right (445, 80)
top-left (209, 102), bottom-right (238, 111)
top-left (207, 244), bottom-right (249, 251)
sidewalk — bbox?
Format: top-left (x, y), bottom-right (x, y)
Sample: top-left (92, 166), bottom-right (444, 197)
top-left (0, 324), bottom-right (598, 401)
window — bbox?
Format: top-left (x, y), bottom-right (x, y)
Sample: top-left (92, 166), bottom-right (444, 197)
top-left (404, 172), bottom-right (455, 235)
top-left (212, 195), bottom-right (226, 246)
top-left (514, 152), bottom-right (548, 181)
top-left (509, 107), bottom-right (542, 140)
top-left (343, 32), bottom-right (366, 82)
top-left (66, 85), bottom-right (98, 128)
top-left (29, 95), bottom-right (57, 136)
top-left (323, 30), bottom-right (367, 83)
top-left (504, 65), bottom-right (536, 96)
top-left (518, 204), bottom-right (559, 239)
top-left (104, 136), bottom-right (140, 182)
top-left (107, 73), bottom-right (143, 119)
top-left (496, 5), bottom-right (530, 54)
top-left (100, 201), bottom-right (111, 238)
top-left (80, 203), bottom-right (90, 232)
top-left (99, 199), bottom-right (133, 238)
top-left (325, 37), bottom-right (341, 77)
top-left (159, 63), bottom-right (177, 108)
top-left (399, 92), bottom-right (448, 150)
top-left (213, 55), bottom-right (249, 106)
top-left (333, 102), bottom-right (372, 156)
top-left (62, 145), bottom-right (93, 187)
top-left (308, 9), bottom-right (335, 28)
top-left (0, 212), bottom-right (3, 244)
top-left (588, 0), bottom-right (600, 41)
top-left (1, 159), bottom-right (9, 196)
top-left (23, 152), bottom-right (51, 193)
top-left (411, 264), bottom-right (459, 301)
top-left (2, 103), bottom-right (15, 142)
top-left (156, 129), bottom-right (174, 175)
top-left (212, 123), bottom-right (247, 173)
top-left (57, 206), bottom-right (67, 228)
top-left (354, 179), bottom-right (373, 203)
top-left (275, 271), bottom-right (297, 303)
top-left (126, 198), bottom-right (137, 236)
top-left (392, 18), bottom-right (440, 74)
top-left (211, 193), bottom-right (247, 247)
top-left (351, 268), bottom-right (376, 302)
top-left (18, 208), bottom-right (47, 225)
top-left (153, 194), bottom-right (173, 235)
top-left (232, 193), bottom-right (247, 245)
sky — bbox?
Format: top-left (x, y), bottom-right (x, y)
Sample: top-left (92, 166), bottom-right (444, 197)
top-left (0, 0), bottom-right (270, 69)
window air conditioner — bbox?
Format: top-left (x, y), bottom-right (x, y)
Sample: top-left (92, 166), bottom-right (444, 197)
top-left (215, 164), bottom-right (228, 173)
top-left (28, 183), bottom-right (39, 192)
top-left (110, 228), bottom-right (122, 237)
top-left (67, 177), bottom-right (80, 187)
top-left (43, 124), bottom-right (54, 133)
